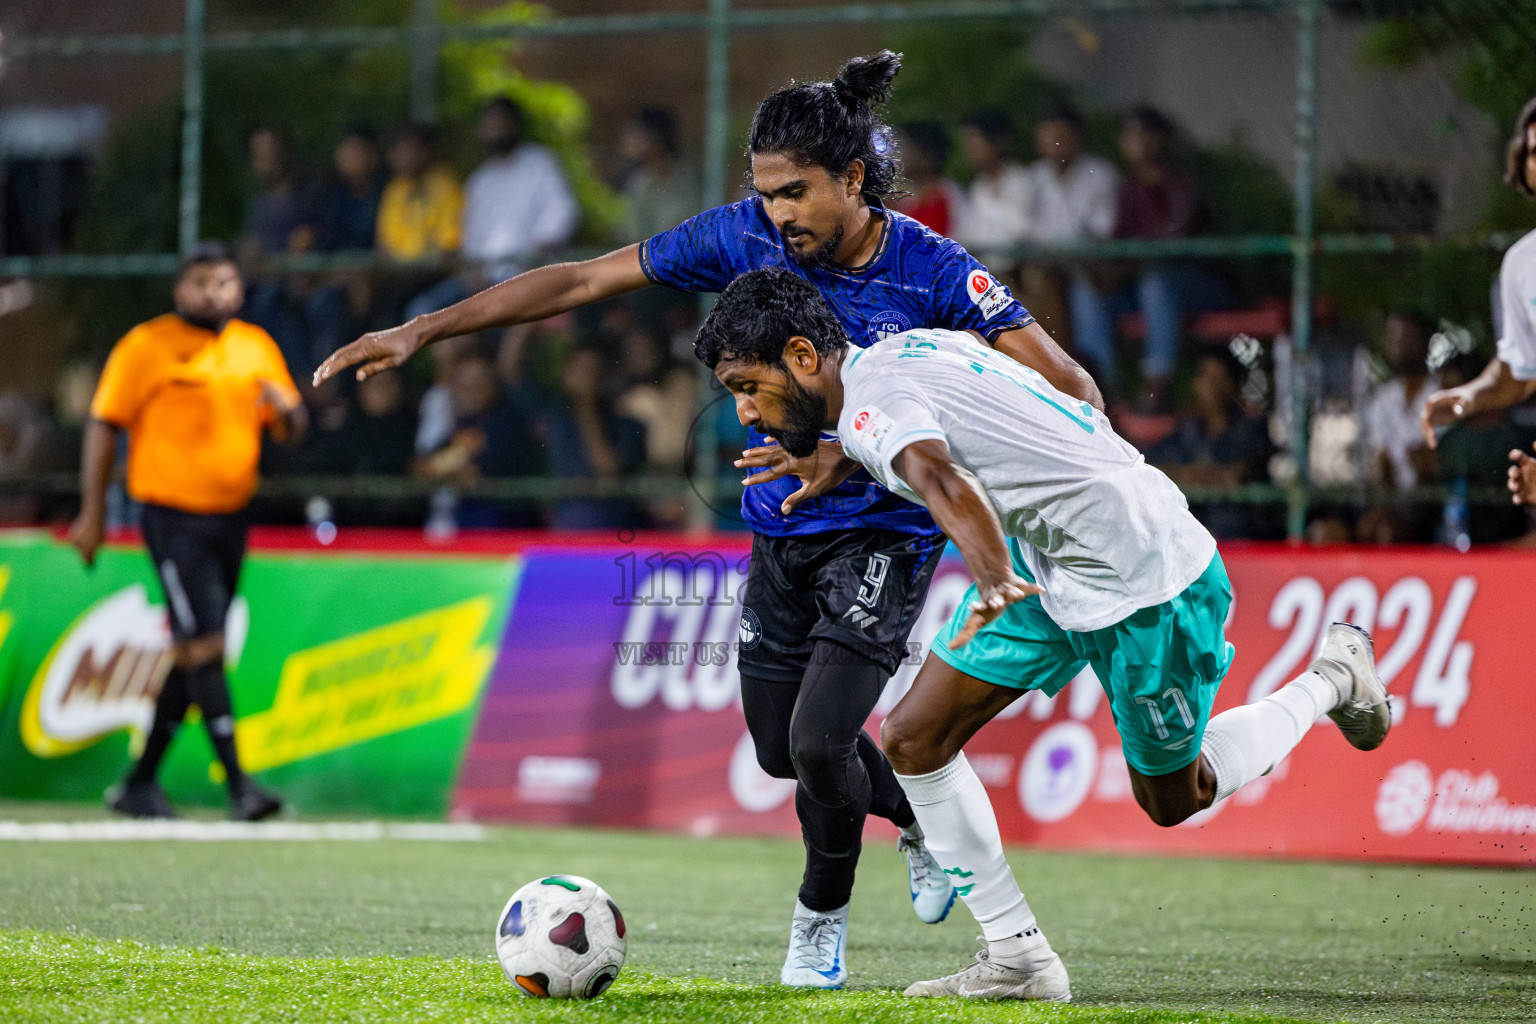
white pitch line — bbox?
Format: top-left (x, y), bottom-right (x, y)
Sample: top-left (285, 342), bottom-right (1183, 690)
top-left (0, 820), bottom-right (486, 842)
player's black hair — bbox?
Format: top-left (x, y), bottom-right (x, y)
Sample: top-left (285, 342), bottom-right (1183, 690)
top-left (1504, 95), bottom-right (1536, 197)
top-left (177, 240), bottom-right (237, 280)
top-left (339, 123), bottom-right (380, 148)
top-left (694, 268), bottom-right (850, 370)
top-left (960, 108), bottom-right (1013, 147)
top-left (396, 121), bottom-right (441, 149)
top-left (747, 51), bottom-right (903, 201)
top-left (900, 119), bottom-right (951, 169)
top-left (634, 106), bottom-right (680, 157)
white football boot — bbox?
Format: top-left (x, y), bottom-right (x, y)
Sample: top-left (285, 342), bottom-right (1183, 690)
top-left (780, 900), bottom-right (849, 988)
top-left (898, 829), bottom-right (957, 924)
top-left (904, 940), bottom-right (1072, 1001)
top-left (1312, 622), bottom-right (1391, 751)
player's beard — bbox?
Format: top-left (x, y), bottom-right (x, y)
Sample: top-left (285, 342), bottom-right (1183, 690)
top-left (763, 375), bottom-right (828, 460)
top-left (783, 224), bottom-right (843, 269)
top-left (177, 307), bottom-right (232, 334)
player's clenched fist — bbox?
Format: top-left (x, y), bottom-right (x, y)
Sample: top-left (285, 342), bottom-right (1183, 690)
top-left (313, 320), bottom-right (429, 387)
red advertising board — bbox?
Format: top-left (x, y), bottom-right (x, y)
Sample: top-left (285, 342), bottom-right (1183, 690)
top-left (455, 541), bottom-right (1535, 866)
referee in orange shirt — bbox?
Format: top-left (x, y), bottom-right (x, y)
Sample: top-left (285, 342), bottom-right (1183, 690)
top-left (67, 242), bottom-right (307, 820)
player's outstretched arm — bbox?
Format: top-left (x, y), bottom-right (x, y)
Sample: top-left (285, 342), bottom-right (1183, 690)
top-left (313, 244), bottom-right (651, 386)
top-left (992, 322), bottom-right (1105, 412)
top-left (1421, 356), bottom-right (1536, 449)
top-left (892, 438), bottom-right (1041, 648)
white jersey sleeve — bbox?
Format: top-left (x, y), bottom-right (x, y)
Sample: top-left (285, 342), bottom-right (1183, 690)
top-left (839, 375), bottom-right (948, 497)
top-left (1496, 229), bottom-right (1536, 381)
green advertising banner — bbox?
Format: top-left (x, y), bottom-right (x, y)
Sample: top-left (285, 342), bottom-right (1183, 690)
top-left (0, 533), bottom-right (518, 816)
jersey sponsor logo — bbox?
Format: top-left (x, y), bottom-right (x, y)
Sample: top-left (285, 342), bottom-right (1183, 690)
top-left (848, 405), bottom-right (895, 453)
top-left (867, 310), bottom-right (913, 344)
top-left (966, 270), bottom-right (1011, 320)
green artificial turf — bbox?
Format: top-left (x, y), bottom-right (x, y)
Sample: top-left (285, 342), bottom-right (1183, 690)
top-left (0, 802), bottom-right (1531, 1023)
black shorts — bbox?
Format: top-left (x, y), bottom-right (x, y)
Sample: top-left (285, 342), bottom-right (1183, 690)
top-left (738, 528), bottom-right (947, 681)
top-left (140, 504), bottom-right (248, 642)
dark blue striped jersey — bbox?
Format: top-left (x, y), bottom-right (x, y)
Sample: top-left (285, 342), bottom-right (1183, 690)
top-left (641, 196), bottom-right (1033, 536)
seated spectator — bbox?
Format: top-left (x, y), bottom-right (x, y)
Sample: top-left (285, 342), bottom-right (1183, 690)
top-left (1149, 350), bottom-right (1273, 539)
top-left (1434, 352), bottom-right (1536, 544)
top-left (405, 98), bottom-right (578, 321)
top-left (416, 347), bottom-right (542, 528)
top-left (953, 109), bottom-right (1030, 270)
top-left (1069, 107), bottom-right (1229, 410)
top-left (614, 325), bottom-right (696, 474)
top-left (240, 126), bottom-right (320, 376)
top-left (1021, 105), bottom-right (1119, 246)
top-left (891, 120), bottom-right (964, 237)
top-left (541, 346), bottom-right (646, 530)
top-left (377, 123), bottom-right (463, 263)
top-left (615, 107), bottom-right (699, 244)
top-left (0, 389), bottom-right (46, 522)
top-left (307, 127), bottom-right (388, 370)
top-left (1362, 311), bottom-right (1439, 490)
top-left (287, 370), bottom-right (415, 477)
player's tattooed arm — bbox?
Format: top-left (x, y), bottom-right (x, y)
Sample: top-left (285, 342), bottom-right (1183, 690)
top-left (892, 438), bottom-right (1041, 648)
top-left (736, 439), bottom-right (862, 516)
top-left (991, 322), bottom-right (1105, 412)
top-left (314, 244), bottom-right (651, 385)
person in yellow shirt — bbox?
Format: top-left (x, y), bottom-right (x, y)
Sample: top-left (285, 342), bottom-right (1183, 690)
top-left (67, 242), bottom-right (307, 821)
top-left (377, 123), bottom-right (463, 262)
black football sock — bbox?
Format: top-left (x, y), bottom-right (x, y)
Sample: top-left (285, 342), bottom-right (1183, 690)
top-left (130, 667), bottom-right (192, 785)
top-left (187, 660), bottom-right (247, 795)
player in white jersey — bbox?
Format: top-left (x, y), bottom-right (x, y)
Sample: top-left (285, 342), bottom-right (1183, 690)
top-left (1422, 97), bottom-right (1536, 503)
top-left (695, 269), bottom-right (1393, 1002)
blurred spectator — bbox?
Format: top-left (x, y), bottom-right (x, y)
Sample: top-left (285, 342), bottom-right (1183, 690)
top-left (953, 109), bottom-right (1030, 269)
top-left (406, 98), bottom-right (578, 320)
top-left (1071, 108), bottom-right (1228, 408)
top-left (377, 124), bottom-right (463, 263)
top-left (307, 127), bottom-right (388, 370)
top-left (1434, 352), bottom-right (1536, 544)
top-left (0, 389), bottom-right (45, 479)
top-left (315, 126), bottom-right (385, 252)
top-left (1149, 350), bottom-right (1273, 539)
top-left (414, 335), bottom-right (469, 459)
top-left (288, 370), bottom-right (415, 477)
top-left (614, 325), bottom-right (697, 473)
top-left (1361, 311), bottom-right (1439, 491)
top-left (891, 120), bottom-right (963, 237)
top-left (240, 126), bottom-right (320, 374)
top-left (616, 107), bottom-right (699, 243)
top-left (541, 346), bottom-right (646, 530)
top-left (1021, 105), bottom-right (1118, 246)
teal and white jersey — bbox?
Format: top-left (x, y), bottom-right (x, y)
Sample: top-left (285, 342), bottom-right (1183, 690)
top-left (837, 328), bottom-right (1216, 632)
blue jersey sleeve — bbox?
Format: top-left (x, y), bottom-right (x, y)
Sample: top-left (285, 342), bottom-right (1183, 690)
top-left (639, 202), bottom-right (745, 293)
top-left (929, 245), bottom-right (1035, 341)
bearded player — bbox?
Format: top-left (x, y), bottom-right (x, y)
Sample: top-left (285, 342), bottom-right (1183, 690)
top-left (697, 269), bottom-right (1390, 1001)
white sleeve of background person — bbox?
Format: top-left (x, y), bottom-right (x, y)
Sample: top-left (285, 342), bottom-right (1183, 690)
top-left (1495, 228), bottom-right (1536, 381)
top-left (895, 754), bottom-right (1038, 941)
top-left (840, 329), bottom-right (1216, 632)
top-left (525, 146), bottom-right (580, 251)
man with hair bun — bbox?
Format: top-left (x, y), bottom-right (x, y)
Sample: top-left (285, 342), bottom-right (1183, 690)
top-left (316, 52), bottom-right (1101, 990)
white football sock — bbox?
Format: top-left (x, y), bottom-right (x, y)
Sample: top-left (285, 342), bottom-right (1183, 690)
top-left (1201, 669), bottom-right (1344, 802)
top-left (895, 753), bottom-right (1039, 944)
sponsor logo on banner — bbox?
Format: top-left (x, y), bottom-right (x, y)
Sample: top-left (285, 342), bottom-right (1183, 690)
top-left (20, 585), bottom-right (249, 758)
top-left (236, 596), bottom-right (496, 772)
top-left (518, 756), bottom-right (602, 804)
top-left (1377, 761), bottom-right (1536, 837)
top-left (1019, 722), bottom-right (1098, 822)
top-left (966, 270), bottom-right (1011, 320)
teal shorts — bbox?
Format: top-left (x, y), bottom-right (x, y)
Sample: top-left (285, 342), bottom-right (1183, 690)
top-left (932, 542), bottom-right (1234, 776)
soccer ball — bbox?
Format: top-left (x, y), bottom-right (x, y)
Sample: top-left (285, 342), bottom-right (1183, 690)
top-left (494, 874), bottom-right (627, 999)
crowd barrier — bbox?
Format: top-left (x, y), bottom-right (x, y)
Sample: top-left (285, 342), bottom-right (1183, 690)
top-left (0, 529), bottom-right (1530, 866)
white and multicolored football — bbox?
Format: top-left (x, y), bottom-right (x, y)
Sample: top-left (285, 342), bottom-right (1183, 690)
top-left (494, 874), bottom-right (627, 999)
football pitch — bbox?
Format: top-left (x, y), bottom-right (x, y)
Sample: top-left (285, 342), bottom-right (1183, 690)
top-left (0, 803), bottom-right (1530, 1024)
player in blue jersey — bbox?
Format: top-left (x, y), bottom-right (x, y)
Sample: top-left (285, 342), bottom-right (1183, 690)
top-left (315, 52), bottom-right (1102, 989)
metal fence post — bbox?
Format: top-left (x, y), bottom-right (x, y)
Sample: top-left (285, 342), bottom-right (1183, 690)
top-left (1287, 0), bottom-right (1319, 540)
top-left (690, 0), bottom-right (732, 529)
top-left (177, 0), bottom-right (206, 256)
top-left (409, 0), bottom-right (440, 124)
